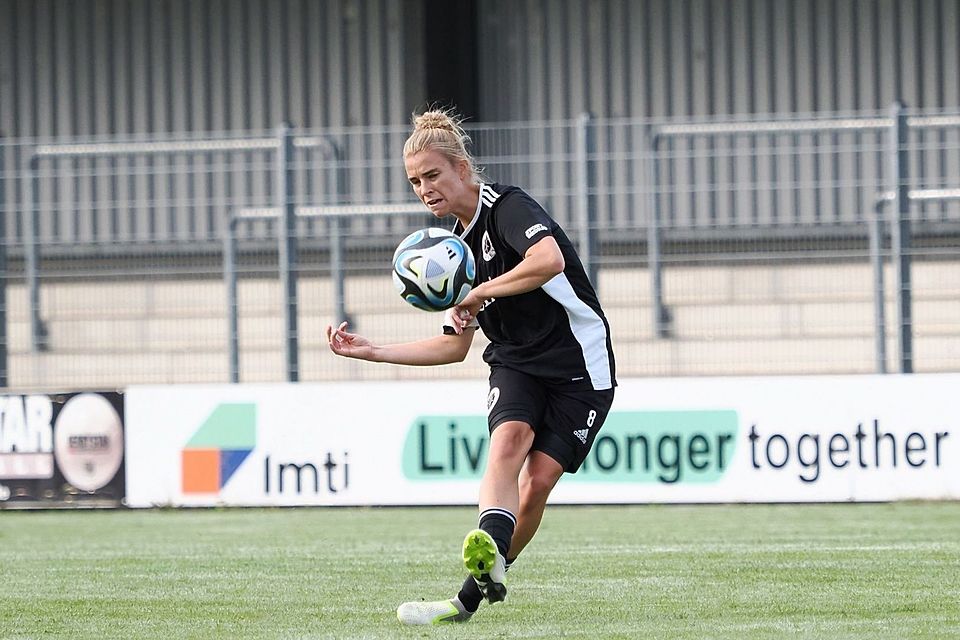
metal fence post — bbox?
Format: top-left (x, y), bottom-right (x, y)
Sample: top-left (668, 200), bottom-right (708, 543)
top-left (576, 112), bottom-right (598, 287)
top-left (277, 124), bottom-right (299, 382)
top-left (0, 139), bottom-right (6, 386)
top-left (889, 102), bottom-right (913, 373)
top-left (25, 156), bottom-right (46, 351)
top-left (224, 214), bottom-right (239, 383)
top-left (647, 130), bottom-right (670, 338)
top-left (328, 138), bottom-right (348, 327)
top-left (869, 200), bottom-right (887, 374)
top-left (330, 210), bottom-right (349, 326)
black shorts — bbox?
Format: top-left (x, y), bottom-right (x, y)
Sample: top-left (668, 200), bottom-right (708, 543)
top-left (486, 366), bottom-right (615, 473)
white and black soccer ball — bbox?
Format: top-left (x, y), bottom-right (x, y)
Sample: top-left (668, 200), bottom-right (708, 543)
top-left (391, 228), bottom-right (476, 312)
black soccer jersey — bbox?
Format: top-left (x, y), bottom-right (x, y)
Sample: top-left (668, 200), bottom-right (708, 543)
top-left (450, 183), bottom-right (616, 391)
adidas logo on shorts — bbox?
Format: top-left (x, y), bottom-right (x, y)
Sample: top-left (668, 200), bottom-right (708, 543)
top-left (573, 428), bottom-right (589, 444)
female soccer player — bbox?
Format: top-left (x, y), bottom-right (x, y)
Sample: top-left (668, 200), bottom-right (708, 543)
top-left (326, 108), bottom-right (616, 625)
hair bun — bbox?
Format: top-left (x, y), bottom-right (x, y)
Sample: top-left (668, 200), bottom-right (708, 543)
top-left (413, 109), bottom-right (459, 133)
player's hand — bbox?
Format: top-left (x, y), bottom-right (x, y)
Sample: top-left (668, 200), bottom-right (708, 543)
top-left (326, 321), bottom-right (374, 359)
top-left (445, 307), bottom-right (473, 335)
top-left (450, 289), bottom-right (484, 334)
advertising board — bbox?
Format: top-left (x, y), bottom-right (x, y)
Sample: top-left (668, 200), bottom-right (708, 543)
top-left (1, 391), bottom-right (125, 508)
top-left (124, 375), bottom-right (959, 507)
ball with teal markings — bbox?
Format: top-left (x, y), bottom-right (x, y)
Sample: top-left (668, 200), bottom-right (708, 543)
top-left (391, 228), bottom-right (476, 312)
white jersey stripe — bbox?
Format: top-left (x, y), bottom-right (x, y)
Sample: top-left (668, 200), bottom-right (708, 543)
top-left (541, 274), bottom-right (613, 390)
top-left (482, 184), bottom-right (501, 200)
top-left (479, 184), bottom-right (500, 208)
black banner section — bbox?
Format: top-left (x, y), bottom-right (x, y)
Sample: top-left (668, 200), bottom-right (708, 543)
top-left (0, 391), bottom-right (124, 508)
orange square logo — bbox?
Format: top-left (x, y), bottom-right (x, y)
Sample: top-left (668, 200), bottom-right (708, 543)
top-left (182, 448), bottom-right (220, 493)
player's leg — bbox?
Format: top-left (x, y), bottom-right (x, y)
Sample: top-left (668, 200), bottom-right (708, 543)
top-left (478, 419), bottom-right (534, 514)
top-left (509, 450), bottom-right (564, 558)
top-left (410, 458), bottom-right (556, 624)
top-left (397, 369), bottom-right (545, 624)
top-left (463, 419), bottom-right (533, 602)
top-left (506, 386), bottom-right (616, 564)
top-left (398, 421), bottom-right (532, 625)
top-left (460, 368), bottom-right (545, 607)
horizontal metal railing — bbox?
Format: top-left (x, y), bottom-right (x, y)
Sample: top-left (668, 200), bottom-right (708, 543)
top-left (2, 108), bottom-right (959, 254)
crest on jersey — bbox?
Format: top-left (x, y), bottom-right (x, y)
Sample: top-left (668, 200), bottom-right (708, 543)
top-left (487, 387), bottom-right (500, 413)
top-left (482, 231), bottom-right (496, 261)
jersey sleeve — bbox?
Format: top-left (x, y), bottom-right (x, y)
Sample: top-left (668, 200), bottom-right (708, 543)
top-left (492, 189), bottom-right (555, 256)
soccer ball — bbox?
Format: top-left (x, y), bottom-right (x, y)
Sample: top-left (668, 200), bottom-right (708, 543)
top-left (392, 228), bottom-right (476, 312)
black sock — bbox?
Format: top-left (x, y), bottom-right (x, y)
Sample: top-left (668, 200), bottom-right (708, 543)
top-left (457, 552), bottom-right (518, 613)
top-left (478, 507), bottom-right (516, 557)
top-left (457, 575), bottom-right (484, 613)
top-left (457, 509), bottom-right (517, 613)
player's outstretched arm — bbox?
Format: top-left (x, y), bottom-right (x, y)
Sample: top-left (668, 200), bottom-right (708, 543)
top-left (326, 321), bottom-right (475, 366)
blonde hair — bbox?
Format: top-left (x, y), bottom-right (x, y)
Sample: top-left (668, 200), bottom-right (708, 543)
top-left (403, 108), bottom-right (482, 182)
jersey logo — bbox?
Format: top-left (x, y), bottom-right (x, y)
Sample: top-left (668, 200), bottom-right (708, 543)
top-left (573, 428), bottom-right (589, 444)
top-left (487, 387), bottom-right (500, 413)
top-left (525, 223), bottom-right (548, 239)
top-left (482, 231), bottom-right (496, 261)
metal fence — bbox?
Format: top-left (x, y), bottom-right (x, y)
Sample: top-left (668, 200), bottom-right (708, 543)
top-left (1, 104), bottom-right (959, 390)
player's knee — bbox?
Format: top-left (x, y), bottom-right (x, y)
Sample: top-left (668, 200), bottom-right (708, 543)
top-left (520, 468), bottom-right (558, 502)
top-left (489, 421), bottom-right (534, 456)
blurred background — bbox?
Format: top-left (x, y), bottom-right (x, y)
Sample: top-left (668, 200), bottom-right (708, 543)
top-left (0, 0), bottom-right (958, 390)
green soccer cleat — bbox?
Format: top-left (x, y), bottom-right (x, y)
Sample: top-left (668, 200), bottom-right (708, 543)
top-left (396, 599), bottom-right (473, 625)
top-left (462, 528), bottom-right (507, 603)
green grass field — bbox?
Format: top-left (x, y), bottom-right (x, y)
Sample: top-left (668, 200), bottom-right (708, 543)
top-left (1, 503), bottom-right (958, 639)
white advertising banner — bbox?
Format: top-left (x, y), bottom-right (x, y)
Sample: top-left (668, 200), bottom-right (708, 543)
top-left (124, 375), bottom-right (960, 507)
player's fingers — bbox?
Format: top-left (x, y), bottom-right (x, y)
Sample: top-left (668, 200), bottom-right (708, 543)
top-left (449, 310), bottom-right (464, 333)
